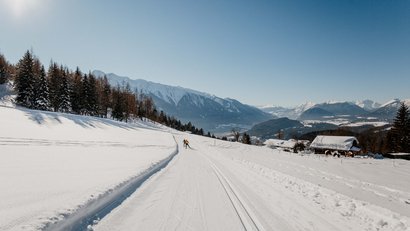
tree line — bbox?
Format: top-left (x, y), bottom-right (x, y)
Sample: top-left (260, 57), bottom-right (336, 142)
top-left (1, 50), bottom-right (213, 135)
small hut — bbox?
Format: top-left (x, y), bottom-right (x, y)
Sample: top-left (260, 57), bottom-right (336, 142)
top-left (309, 135), bottom-right (360, 156)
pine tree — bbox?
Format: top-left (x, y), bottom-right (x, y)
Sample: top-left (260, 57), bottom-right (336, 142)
top-left (15, 51), bottom-right (36, 107)
top-left (389, 102), bottom-right (410, 153)
top-left (70, 67), bottom-right (84, 114)
top-left (29, 58), bottom-right (42, 108)
top-left (86, 73), bottom-right (99, 115)
top-left (59, 69), bottom-right (71, 112)
top-left (111, 85), bottom-right (125, 121)
top-left (242, 133), bottom-right (251, 144)
top-left (99, 75), bottom-right (111, 118)
top-left (0, 54), bottom-right (9, 84)
top-left (35, 66), bottom-right (50, 110)
top-left (48, 62), bottom-right (62, 111)
top-left (81, 74), bottom-right (91, 115)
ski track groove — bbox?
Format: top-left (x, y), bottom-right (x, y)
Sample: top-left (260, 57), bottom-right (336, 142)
top-left (41, 136), bottom-right (179, 231)
top-left (0, 137), bottom-right (170, 148)
top-left (199, 152), bottom-right (264, 231)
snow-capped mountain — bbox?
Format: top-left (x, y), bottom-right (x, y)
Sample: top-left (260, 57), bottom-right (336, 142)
top-left (355, 100), bottom-right (381, 112)
top-left (93, 70), bottom-right (273, 133)
top-left (260, 100), bottom-right (388, 121)
top-left (258, 102), bottom-right (315, 120)
top-left (258, 105), bottom-right (294, 119)
top-left (299, 102), bottom-right (369, 120)
top-left (369, 99), bottom-right (410, 120)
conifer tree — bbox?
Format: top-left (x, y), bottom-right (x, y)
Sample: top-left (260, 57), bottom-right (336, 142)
top-left (99, 75), bottom-right (111, 118)
top-left (35, 66), bottom-right (50, 110)
top-left (15, 50), bottom-right (35, 107)
top-left (48, 62), bottom-right (62, 111)
top-left (242, 132), bottom-right (251, 144)
top-left (70, 67), bottom-right (84, 114)
top-left (0, 54), bottom-right (9, 84)
top-left (59, 69), bottom-right (71, 112)
top-left (30, 58), bottom-right (42, 108)
top-left (389, 102), bottom-right (410, 152)
top-left (86, 73), bottom-right (99, 115)
top-left (111, 85), bottom-right (125, 120)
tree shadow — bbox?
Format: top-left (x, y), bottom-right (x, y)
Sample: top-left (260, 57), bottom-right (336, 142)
top-left (15, 106), bottom-right (164, 132)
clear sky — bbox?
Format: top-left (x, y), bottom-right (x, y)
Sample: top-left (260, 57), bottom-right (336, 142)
top-left (0, 0), bottom-right (409, 107)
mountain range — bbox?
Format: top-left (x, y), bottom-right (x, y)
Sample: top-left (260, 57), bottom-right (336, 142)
top-left (92, 70), bottom-right (408, 137)
top-left (253, 99), bottom-right (410, 140)
top-left (92, 70), bottom-right (273, 133)
top-left (259, 99), bottom-right (410, 122)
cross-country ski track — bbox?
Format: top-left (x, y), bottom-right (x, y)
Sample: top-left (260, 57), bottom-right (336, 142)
top-left (1, 106), bottom-right (410, 231)
top-left (94, 134), bottom-right (410, 231)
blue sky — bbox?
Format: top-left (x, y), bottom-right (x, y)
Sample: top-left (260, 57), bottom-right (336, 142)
top-left (0, 0), bottom-right (409, 106)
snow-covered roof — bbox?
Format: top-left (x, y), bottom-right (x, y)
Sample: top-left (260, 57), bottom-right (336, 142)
top-left (310, 136), bottom-right (359, 151)
top-left (264, 139), bottom-right (297, 149)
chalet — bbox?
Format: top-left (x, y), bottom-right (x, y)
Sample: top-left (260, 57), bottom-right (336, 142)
top-left (309, 135), bottom-right (360, 156)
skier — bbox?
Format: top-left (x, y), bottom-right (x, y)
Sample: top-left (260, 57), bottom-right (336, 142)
top-left (183, 139), bottom-right (187, 149)
top-left (183, 139), bottom-right (191, 149)
top-left (185, 139), bottom-right (191, 149)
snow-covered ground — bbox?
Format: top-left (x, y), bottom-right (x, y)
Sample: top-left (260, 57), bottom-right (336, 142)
top-left (0, 105), bottom-right (177, 230)
top-left (343, 121), bottom-right (390, 127)
top-left (2, 104), bottom-right (410, 231)
top-left (94, 134), bottom-right (410, 231)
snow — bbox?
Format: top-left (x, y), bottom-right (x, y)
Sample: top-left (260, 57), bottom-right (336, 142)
top-left (343, 121), bottom-right (390, 127)
top-left (0, 82), bottom-right (15, 107)
top-left (303, 118), bottom-right (350, 126)
top-left (263, 138), bottom-right (297, 149)
top-left (380, 99), bottom-right (400, 108)
top-left (0, 106), bottom-right (177, 230)
top-left (310, 135), bottom-right (359, 151)
top-left (355, 100), bottom-right (381, 111)
top-left (2, 104), bottom-right (410, 231)
top-left (95, 135), bottom-right (410, 231)
top-left (293, 101), bottom-right (316, 117)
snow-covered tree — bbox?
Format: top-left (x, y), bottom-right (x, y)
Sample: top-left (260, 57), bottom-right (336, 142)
top-left (35, 66), bottom-right (50, 110)
top-left (15, 51), bottom-right (35, 107)
top-left (0, 54), bottom-right (9, 84)
top-left (59, 69), bottom-right (71, 112)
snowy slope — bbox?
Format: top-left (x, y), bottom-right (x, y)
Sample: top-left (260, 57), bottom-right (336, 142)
top-left (94, 134), bottom-right (410, 231)
top-left (0, 82), bottom-right (15, 107)
top-left (0, 105), bottom-right (177, 230)
top-left (2, 104), bottom-right (410, 231)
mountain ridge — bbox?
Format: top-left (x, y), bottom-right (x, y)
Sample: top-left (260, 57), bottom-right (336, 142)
top-left (92, 70), bottom-right (273, 133)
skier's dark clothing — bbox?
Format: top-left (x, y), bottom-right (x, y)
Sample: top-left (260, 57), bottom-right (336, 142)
top-left (183, 139), bottom-right (190, 149)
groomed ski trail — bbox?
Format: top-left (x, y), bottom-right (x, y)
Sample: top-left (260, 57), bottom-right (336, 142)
top-left (93, 135), bottom-right (265, 231)
top-left (43, 137), bottom-right (179, 231)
